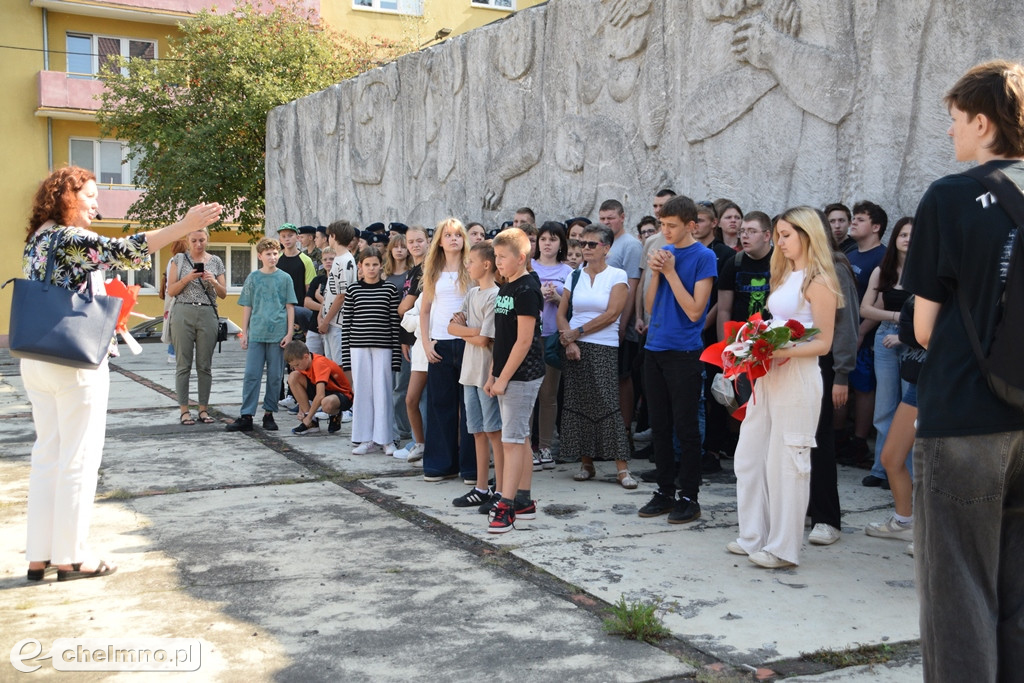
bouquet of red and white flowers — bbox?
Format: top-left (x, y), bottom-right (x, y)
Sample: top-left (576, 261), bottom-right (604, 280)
top-left (701, 312), bottom-right (818, 417)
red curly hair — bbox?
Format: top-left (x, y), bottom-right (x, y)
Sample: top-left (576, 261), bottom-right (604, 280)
top-left (26, 166), bottom-right (96, 242)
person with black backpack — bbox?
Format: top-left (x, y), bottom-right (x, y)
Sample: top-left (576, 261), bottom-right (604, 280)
top-left (902, 60), bottom-right (1024, 682)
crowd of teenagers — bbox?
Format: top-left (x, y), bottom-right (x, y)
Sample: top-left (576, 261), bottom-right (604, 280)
top-left (214, 190), bottom-right (927, 560)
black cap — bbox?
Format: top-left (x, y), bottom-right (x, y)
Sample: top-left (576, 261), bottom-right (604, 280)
top-left (371, 233), bottom-right (389, 245)
top-left (485, 229), bottom-right (500, 240)
top-left (297, 225), bottom-right (317, 236)
top-left (365, 221), bottom-right (386, 233)
top-left (388, 221), bottom-right (409, 235)
top-left (315, 225), bottom-right (327, 235)
top-left (500, 220), bottom-right (514, 230)
top-left (566, 216), bottom-right (592, 227)
top-left (359, 230), bottom-right (374, 242)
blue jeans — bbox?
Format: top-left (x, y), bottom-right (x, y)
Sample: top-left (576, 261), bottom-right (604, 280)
top-left (914, 430), bottom-right (1024, 681)
top-left (423, 339), bottom-right (474, 479)
top-left (241, 341), bottom-right (284, 416)
top-left (871, 321), bottom-right (912, 479)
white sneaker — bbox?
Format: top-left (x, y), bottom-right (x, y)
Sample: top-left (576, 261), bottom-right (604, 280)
top-left (278, 396), bottom-right (298, 410)
top-left (313, 410), bottom-right (330, 421)
top-left (808, 523), bottom-right (841, 546)
top-left (633, 428), bottom-right (653, 443)
top-left (748, 550), bottom-right (796, 569)
top-left (865, 515), bottom-right (914, 540)
top-left (341, 410), bottom-right (353, 423)
top-left (906, 542), bottom-right (914, 556)
top-left (538, 447), bottom-right (555, 470)
top-left (384, 442), bottom-right (396, 456)
top-left (532, 452), bottom-right (542, 472)
top-left (352, 442), bottom-right (382, 455)
top-left (726, 541), bottom-right (748, 556)
top-left (405, 442), bottom-right (424, 463)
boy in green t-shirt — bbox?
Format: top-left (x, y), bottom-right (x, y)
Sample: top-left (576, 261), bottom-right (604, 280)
top-left (226, 238), bottom-right (296, 433)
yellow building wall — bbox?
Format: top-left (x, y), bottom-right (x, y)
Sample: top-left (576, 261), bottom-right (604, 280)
top-left (322, 0), bottom-right (545, 46)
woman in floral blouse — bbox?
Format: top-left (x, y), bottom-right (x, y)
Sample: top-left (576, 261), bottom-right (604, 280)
top-left (22, 166), bottom-right (220, 582)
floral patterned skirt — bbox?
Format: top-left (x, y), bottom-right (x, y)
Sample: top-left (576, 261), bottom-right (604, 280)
top-left (559, 341), bottom-right (631, 462)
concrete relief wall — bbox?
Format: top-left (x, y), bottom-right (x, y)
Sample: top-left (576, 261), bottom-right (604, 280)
top-left (266, 0), bottom-right (1024, 230)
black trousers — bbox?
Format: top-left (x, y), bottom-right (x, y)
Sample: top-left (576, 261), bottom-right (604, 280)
top-left (645, 349), bottom-right (703, 501)
top-left (807, 354), bottom-right (842, 528)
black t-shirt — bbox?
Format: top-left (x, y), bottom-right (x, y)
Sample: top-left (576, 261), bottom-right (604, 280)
top-left (718, 249), bottom-right (773, 322)
top-left (399, 264), bottom-right (423, 346)
top-left (492, 273), bottom-right (545, 382)
top-left (902, 159), bottom-right (1024, 437)
top-left (277, 253), bottom-right (311, 310)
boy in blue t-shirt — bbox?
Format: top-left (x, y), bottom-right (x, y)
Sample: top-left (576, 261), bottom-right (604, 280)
top-left (639, 195), bottom-right (717, 524)
top-left (226, 237), bottom-right (297, 433)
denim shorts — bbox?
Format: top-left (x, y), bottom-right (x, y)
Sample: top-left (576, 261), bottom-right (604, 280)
top-left (497, 377), bottom-right (543, 442)
top-left (902, 382), bottom-right (918, 408)
top-left (463, 385), bottom-right (501, 434)
top-left (848, 345), bottom-right (876, 393)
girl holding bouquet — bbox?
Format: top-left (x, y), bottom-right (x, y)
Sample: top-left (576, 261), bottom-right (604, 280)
top-left (729, 207), bottom-right (842, 568)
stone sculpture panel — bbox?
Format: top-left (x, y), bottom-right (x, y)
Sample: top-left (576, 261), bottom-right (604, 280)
top-left (265, 0), bottom-right (1024, 231)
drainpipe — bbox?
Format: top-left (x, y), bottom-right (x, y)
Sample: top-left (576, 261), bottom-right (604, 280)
top-left (43, 8), bottom-right (53, 170)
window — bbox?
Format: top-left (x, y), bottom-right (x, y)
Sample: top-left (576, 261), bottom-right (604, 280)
top-left (471, 0), bottom-right (514, 8)
top-left (69, 138), bottom-right (141, 187)
top-left (207, 245), bottom-right (256, 292)
top-left (109, 257), bottom-right (157, 295)
top-left (65, 32), bottom-right (155, 79)
top-left (353, 0), bottom-right (423, 15)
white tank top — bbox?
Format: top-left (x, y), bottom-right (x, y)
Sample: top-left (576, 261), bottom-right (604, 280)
top-left (430, 271), bottom-right (465, 340)
top-left (767, 269), bottom-right (814, 327)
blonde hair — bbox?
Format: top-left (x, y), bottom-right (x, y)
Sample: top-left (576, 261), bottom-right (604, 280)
top-left (382, 233), bottom-right (409, 277)
top-left (771, 207), bottom-right (844, 307)
top-left (493, 227), bottom-right (532, 259)
top-left (422, 217), bottom-right (470, 295)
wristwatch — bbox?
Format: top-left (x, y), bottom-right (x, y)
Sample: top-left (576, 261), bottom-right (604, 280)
top-left (576, 326), bottom-right (585, 336)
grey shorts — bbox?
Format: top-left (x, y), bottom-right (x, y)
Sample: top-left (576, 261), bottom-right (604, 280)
top-left (497, 377), bottom-right (543, 443)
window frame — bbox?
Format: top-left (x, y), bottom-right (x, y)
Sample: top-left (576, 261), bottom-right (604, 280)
top-left (470, 0), bottom-right (516, 9)
top-left (69, 137), bottom-right (141, 189)
top-left (351, 0), bottom-right (423, 16)
top-left (205, 243), bottom-right (256, 295)
top-left (108, 254), bottom-right (159, 296)
top-left (65, 31), bottom-right (157, 79)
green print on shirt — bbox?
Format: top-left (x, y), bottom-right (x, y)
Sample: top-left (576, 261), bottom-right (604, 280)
top-left (495, 294), bottom-right (515, 316)
top-left (748, 276), bottom-right (768, 316)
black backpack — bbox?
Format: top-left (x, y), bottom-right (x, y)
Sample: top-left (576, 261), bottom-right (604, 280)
top-left (956, 165), bottom-right (1024, 411)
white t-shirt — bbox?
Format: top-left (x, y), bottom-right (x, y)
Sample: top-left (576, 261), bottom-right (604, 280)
top-left (565, 265), bottom-right (629, 347)
top-left (324, 250), bottom-right (357, 327)
top-left (429, 271), bottom-right (466, 341)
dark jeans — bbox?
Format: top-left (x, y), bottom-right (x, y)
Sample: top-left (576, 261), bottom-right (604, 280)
top-left (423, 339), bottom-right (474, 479)
top-left (645, 349), bottom-right (703, 501)
top-left (808, 355), bottom-right (841, 528)
top-left (914, 430), bottom-right (1024, 682)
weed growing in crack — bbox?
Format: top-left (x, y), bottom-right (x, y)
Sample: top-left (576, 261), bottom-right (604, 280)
top-left (602, 596), bottom-right (670, 643)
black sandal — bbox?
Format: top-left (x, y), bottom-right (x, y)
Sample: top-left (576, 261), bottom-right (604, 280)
top-left (180, 412), bottom-right (195, 426)
top-left (27, 561), bottom-right (57, 581)
top-left (197, 411), bottom-right (215, 424)
top-left (57, 560), bottom-right (117, 582)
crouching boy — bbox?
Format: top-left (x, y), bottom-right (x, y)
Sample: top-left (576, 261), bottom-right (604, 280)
top-left (284, 340), bottom-right (354, 435)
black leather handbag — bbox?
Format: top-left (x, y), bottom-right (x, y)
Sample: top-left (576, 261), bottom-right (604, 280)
top-left (4, 233), bottom-right (123, 369)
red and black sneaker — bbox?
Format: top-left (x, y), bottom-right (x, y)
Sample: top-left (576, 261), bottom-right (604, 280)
top-left (487, 501), bottom-right (516, 534)
top-left (514, 499), bottom-right (537, 520)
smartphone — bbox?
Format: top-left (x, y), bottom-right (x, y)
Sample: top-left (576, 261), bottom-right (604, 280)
top-left (194, 262), bottom-right (205, 273)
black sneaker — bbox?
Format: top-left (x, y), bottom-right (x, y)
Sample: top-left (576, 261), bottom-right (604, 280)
top-left (262, 413), bottom-right (278, 431)
top-left (478, 492), bottom-right (501, 515)
top-left (668, 498), bottom-right (701, 525)
top-left (226, 415), bottom-right (253, 432)
top-left (292, 419), bottom-right (320, 435)
top-left (453, 488), bottom-right (492, 508)
top-left (640, 468), bottom-right (658, 483)
top-left (328, 413), bottom-right (341, 434)
top-left (638, 491), bottom-right (675, 517)
top-left (862, 475), bottom-right (886, 487)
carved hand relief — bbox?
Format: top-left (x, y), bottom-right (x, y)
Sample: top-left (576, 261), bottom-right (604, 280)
top-left (350, 71), bottom-right (399, 185)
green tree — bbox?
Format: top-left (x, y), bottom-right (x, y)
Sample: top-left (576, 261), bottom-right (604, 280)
top-left (97, 0), bottom-right (406, 238)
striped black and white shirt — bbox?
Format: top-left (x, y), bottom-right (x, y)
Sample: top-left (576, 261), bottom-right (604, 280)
top-left (340, 279), bottom-right (401, 371)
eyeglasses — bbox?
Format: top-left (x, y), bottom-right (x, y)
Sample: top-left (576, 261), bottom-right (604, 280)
top-left (738, 229), bottom-right (766, 236)
top-left (639, 228), bottom-right (657, 236)
top-left (580, 240), bottom-right (605, 249)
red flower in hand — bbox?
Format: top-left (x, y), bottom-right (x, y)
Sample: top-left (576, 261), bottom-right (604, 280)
top-left (751, 338), bottom-right (773, 362)
top-left (785, 319), bottom-right (806, 340)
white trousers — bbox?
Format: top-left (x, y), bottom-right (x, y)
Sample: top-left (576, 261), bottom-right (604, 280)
top-left (22, 358), bottom-right (110, 564)
top-left (733, 356), bottom-right (822, 565)
top-left (351, 347), bottom-right (394, 445)
top-left (322, 324), bottom-right (344, 367)
top-left (305, 330), bottom-right (324, 356)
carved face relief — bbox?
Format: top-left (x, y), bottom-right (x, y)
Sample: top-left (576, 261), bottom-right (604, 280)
top-left (493, 15), bottom-right (535, 81)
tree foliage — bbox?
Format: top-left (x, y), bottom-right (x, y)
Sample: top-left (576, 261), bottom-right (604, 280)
top-left (97, 0), bottom-right (406, 237)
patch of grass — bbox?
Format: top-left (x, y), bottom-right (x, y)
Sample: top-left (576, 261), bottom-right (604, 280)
top-left (602, 596), bottom-right (671, 644)
top-left (14, 601), bottom-right (34, 610)
top-left (101, 488), bottom-right (135, 500)
top-left (383, 567), bottom-right (402, 574)
top-left (801, 642), bottom-right (895, 667)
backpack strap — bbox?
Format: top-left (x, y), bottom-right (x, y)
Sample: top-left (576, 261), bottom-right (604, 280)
top-left (956, 164), bottom-right (1024, 373)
